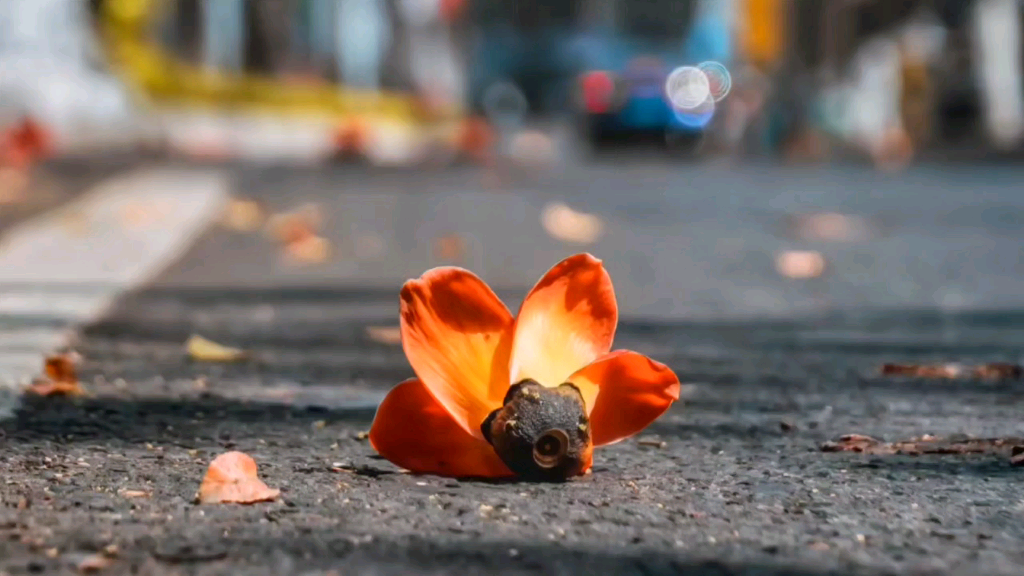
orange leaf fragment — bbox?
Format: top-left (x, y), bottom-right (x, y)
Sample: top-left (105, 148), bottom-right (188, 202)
top-left (27, 353), bottom-right (85, 397)
top-left (197, 451), bottom-right (280, 505)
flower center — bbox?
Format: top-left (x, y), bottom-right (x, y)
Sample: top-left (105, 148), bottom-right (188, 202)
top-left (480, 379), bottom-right (593, 481)
top-left (533, 429), bottom-right (569, 468)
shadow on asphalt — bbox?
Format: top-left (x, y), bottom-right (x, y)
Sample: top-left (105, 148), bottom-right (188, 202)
top-left (1, 395), bottom-right (377, 448)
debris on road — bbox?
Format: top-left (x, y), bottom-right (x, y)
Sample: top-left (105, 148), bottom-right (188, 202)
top-left (821, 433), bottom-right (1024, 457)
top-left (221, 196), bottom-right (266, 232)
top-left (880, 363), bottom-right (1024, 380)
top-left (266, 203), bottom-right (331, 264)
top-left (365, 325), bottom-right (402, 345)
top-left (27, 352), bottom-right (86, 397)
top-left (196, 451), bottom-right (280, 504)
top-left (540, 202), bottom-right (604, 245)
top-left (775, 250), bottom-right (826, 279)
top-left (185, 334), bottom-right (248, 363)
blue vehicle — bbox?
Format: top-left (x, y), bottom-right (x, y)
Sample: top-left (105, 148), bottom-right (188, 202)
top-left (570, 0), bottom-right (735, 146)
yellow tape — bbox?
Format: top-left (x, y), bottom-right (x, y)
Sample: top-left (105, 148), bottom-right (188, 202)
top-left (99, 0), bottom-right (459, 123)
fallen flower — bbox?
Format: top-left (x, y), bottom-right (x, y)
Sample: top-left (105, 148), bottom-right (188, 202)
top-left (196, 451), bottom-right (280, 504)
top-left (185, 334), bottom-right (247, 363)
top-left (27, 353), bottom-right (86, 397)
top-left (369, 253), bottom-right (680, 481)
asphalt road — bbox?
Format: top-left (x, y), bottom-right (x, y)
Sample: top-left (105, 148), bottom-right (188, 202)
top-left (4, 157), bottom-right (1024, 575)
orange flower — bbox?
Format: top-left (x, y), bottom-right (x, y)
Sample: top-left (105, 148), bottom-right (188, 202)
top-left (369, 253), bottom-right (680, 479)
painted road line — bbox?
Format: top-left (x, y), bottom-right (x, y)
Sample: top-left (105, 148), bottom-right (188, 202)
top-left (0, 167), bottom-right (229, 416)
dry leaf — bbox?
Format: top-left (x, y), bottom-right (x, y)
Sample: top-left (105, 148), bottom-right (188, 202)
top-left (284, 235), bottom-right (331, 264)
top-left (27, 353), bottom-right (86, 396)
top-left (366, 326), bottom-right (402, 345)
top-left (197, 451), bottom-right (280, 504)
top-left (541, 202), bottom-right (604, 245)
top-left (880, 363), bottom-right (1023, 380)
top-left (433, 233), bottom-right (466, 262)
top-left (775, 250), bottom-right (826, 279)
top-left (118, 489), bottom-right (150, 499)
top-left (185, 335), bottom-right (247, 363)
top-left (221, 197), bottom-right (265, 232)
top-left (77, 553), bottom-right (113, 573)
top-left (821, 434), bottom-right (1023, 456)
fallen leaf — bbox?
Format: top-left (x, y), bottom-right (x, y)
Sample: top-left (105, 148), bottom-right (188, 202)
top-left (365, 325), bottom-right (402, 345)
top-left (77, 553), bottom-right (113, 572)
top-left (775, 250), bottom-right (826, 279)
top-left (285, 234), bottom-right (331, 264)
top-left (433, 233), bottom-right (466, 262)
top-left (541, 202), bottom-right (604, 245)
top-left (266, 203), bottom-right (323, 244)
top-left (118, 489), bottom-right (150, 499)
top-left (880, 363), bottom-right (1023, 380)
top-left (185, 335), bottom-right (247, 363)
top-left (0, 166), bottom-right (29, 205)
top-left (27, 353), bottom-right (86, 397)
top-left (197, 451), bottom-right (280, 504)
top-left (221, 197), bottom-right (265, 232)
top-left (821, 434), bottom-right (1024, 456)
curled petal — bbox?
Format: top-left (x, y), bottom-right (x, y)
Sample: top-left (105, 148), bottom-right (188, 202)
top-left (510, 253), bottom-right (617, 387)
top-left (400, 267), bottom-right (514, 438)
top-left (370, 379), bottom-right (513, 478)
top-left (569, 351), bottom-right (680, 446)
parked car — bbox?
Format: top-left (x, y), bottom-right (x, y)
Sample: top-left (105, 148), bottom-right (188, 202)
top-left (570, 0), bottom-right (733, 148)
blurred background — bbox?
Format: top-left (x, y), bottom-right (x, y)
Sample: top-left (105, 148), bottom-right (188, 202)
top-left (4, 0), bottom-right (1024, 324)
top-left (3, 0), bottom-right (1023, 165)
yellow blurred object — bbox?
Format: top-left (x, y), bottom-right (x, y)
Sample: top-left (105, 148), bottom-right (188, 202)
top-left (99, 0), bottom-right (459, 124)
top-left (740, 0), bottom-right (787, 69)
top-left (186, 334), bottom-right (248, 363)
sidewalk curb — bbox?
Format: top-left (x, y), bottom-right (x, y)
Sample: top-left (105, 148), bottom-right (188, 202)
top-left (0, 167), bottom-right (230, 417)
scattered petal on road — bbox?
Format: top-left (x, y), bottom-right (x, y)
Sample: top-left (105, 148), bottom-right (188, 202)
top-left (27, 353), bottom-right (86, 397)
top-left (775, 250), bottom-right (825, 279)
top-left (821, 434), bottom-right (1023, 456)
top-left (789, 212), bottom-right (872, 243)
top-left (221, 197), bottom-right (266, 232)
top-left (77, 552), bottom-right (113, 573)
top-left (366, 325), bottom-right (402, 345)
top-left (509, 130), bottom-right (557, 168)
top-left (880, 362), bottom-right (1023, 380)
top-left (197, 451), bottom-right (280, 505)
top-left (186, 334), bottom-right (248, 363)
top-left (0, 167), bottom-right (29, 205)
top-left (433, 233), bottom-right (466, 262)
top-left (540, 202), bottom-right (604, 245)
top-left (284, 235), bottom-right (331, 264)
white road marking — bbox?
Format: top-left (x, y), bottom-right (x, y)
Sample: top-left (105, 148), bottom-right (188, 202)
top-left (0, 167), bottom-right (229, 417)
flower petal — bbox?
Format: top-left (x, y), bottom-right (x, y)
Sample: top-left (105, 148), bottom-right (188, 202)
top-left (370, 379), bottom-right (513, 478)
top-left (510, 253), bottom-right (617, 387)
top-left (400, 267), bottom-right (514, 437)
top-left (569, 350), bottom-right (680, 446)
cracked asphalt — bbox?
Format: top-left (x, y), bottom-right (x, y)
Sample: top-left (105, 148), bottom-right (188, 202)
top-left (3, 157), bottom-right (1024, 575)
